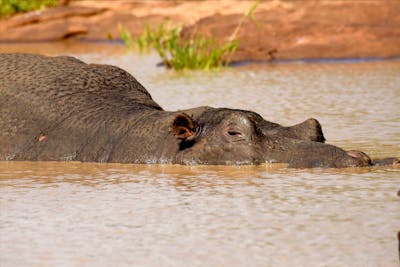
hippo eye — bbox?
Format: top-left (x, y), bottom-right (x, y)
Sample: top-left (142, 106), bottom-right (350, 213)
top-left (225, 126), bottom-right (246, 141)
top-left (228, 130), bottom-right (242, 136)
top-left (224, 117), bottom-right (253, 142)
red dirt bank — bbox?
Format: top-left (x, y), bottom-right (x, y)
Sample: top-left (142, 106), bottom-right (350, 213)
top-left (1, 0), bottom-right (399, 62)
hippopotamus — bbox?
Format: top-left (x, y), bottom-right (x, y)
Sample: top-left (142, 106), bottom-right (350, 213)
top-left (0, 53), bottom-right (397, 168)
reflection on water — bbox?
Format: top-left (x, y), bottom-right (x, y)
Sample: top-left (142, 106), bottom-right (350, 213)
top-left (1, 162), bottom-right (399, 267)
top-left (1, 43), bottom-right (399, 266)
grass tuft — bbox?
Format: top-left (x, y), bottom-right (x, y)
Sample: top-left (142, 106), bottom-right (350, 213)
top-left (118, 23), bottom-right (133, 49)
top-left (135, 24), bottom-right (238, 70)
top-left (0, 0), bottom-right (59, 17)
top-left (118, 0), bottom-right (260, 70)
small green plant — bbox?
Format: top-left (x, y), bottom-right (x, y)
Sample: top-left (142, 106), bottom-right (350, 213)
top-left (137, 24), bottom-right (238, 70)
top-left (0, 0), bottom-right (59, 17)
top-left (135, 23), bottom-right (169, 52)
top-left (119, 0), bottom-right (260, 70)
top-left (118, 23), bottom-right (133, 49)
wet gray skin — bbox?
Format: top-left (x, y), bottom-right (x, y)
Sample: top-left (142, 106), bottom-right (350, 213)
top-left (0, 53), bottom-right (398, 168)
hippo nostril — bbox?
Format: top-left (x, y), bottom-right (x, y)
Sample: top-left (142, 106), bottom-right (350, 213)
top-left (346, 150), bottom-right (372, 165)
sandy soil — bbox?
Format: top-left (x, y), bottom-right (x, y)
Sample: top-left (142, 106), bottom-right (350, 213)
top-left (0, 0), bottom-right (399, 62)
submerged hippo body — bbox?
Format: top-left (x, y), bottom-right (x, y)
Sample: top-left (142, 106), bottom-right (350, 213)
top-left (0, 53), bottom-right (397, 168)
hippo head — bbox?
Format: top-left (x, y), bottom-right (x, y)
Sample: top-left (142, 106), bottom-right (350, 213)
top-left (169, 107), bottom-right (372, 168)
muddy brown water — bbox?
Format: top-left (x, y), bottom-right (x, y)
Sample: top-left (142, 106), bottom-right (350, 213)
top-left (1, 43), bottom-right (399, 266)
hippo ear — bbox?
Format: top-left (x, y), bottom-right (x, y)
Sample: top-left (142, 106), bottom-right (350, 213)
top-left (172, 113), bottom-right (197, 141)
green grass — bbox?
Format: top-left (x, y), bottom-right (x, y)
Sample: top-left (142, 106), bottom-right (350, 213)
top-left (136, 24), bottom-right (238, 70)
top-left (118, 23), bottom-right (238, 70)
top-left (135, 23), bottom-right (167, 53)
top-left (118, 0), bottom-right (260, 70)
top-left (0, 0), bottom-right (59, 17)
top-left (118, 23), bottom-right (133, 49)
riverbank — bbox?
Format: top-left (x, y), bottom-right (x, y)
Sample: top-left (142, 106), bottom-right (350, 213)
top-left (1, 0), bottom-right (399, 62)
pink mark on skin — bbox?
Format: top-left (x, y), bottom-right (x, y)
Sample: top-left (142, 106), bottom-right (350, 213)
top-left (38, 134), bottom-right (46, 142)
top-left (346, 151), bottom-right (359, 158)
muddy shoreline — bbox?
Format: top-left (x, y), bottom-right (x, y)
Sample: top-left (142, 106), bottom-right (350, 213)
top-left (1, 0), bottom-right (399, 62)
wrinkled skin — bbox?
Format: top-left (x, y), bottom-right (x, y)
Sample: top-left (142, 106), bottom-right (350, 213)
top-left (0, 53), bottom-right (398, 168)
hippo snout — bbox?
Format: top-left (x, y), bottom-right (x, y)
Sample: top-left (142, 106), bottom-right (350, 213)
top-left (335, 150), bottom-right (372, 167)
top-left (344, 151), bottom-right (400, 167)
top-left (346, 150), bottom-right (372, 165)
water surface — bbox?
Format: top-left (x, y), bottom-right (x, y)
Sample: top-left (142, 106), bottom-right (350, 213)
top-left (1, 43), bottom-right (399, 266)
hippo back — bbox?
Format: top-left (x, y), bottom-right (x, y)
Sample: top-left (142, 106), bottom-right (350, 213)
top-left (0, 53), bottom-right (162, 115)
top-left (0, 53), bottom-right (162, 161)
